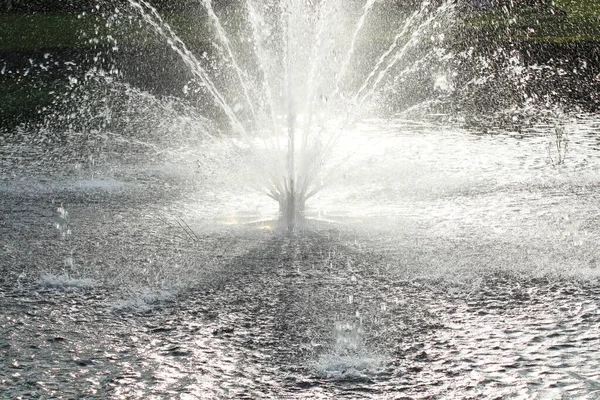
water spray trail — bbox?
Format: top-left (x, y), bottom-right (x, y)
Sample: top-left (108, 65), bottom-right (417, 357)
top-left (303, 0), bottom-right (328, 156)
top-left (296, 118), bottom-right (352, 203)
top-left (245, 0), bottom-right (302, 207)
top-left (128, 0), bottom-right (249, 138)
top-left (246, 0), bottom-right (288, 182)
top-left (201, 0), bottom-right (259, 122)
top-left (396, 98), bottom-right (445, 117)
top-left (300, 127), bottom-right (371, 203)
top-left (280, 0), bottom-right (290, 113)
top-left (282, 0), bottom-right (297, 186)
top-left (390, 51), bottom-right (437, 87)
top-left (300, 0), bottom-right (377, 185)
top-left (129, 0), bottom-right (286, 199)
top-left (246, 0), bottom-right (281, 137)
top-left (354, 8), bottom-right (420, 102)
top-left (297, 139), bottom-right (325, 201)
top-left (333, 0), bottom-right (377, 97)
top-left (297, 100), bottom-right (368, 202)
top-left (356, 1), bottom-right (454, 103)
top-left (365, 9), bottom-right (450, 98)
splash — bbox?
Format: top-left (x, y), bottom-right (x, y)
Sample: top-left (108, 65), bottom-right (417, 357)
top-left (311, 319), bottom-right (386, 380)
top-left (124, 0), bottom-right (455, 229)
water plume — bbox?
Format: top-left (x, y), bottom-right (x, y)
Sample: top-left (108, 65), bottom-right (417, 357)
top-left (124, 0), bottom-right (456, 230)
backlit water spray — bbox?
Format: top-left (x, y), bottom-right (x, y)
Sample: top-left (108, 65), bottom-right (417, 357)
top-left (126, 0), bottom-right (455, 231)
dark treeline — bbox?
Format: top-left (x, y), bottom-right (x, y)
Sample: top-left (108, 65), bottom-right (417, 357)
top-left (0, 0), bottom-right (242, 13)
top-left (0, 0), bottom-right (556, 14)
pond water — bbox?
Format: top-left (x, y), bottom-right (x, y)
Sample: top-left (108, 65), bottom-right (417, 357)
top-left (3, 0), bottom-right (600, 396)
top-left (2, 117), bottom-right (600, 399)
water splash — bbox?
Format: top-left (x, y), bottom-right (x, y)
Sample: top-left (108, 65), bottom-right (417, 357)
top-left (121, 0), bottom-right (456, 230)
top-left (312, 319), bottom-right (385, 380)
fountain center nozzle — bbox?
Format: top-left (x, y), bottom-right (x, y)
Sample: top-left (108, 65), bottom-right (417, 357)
top-left (279, 97), bottom-right (305, 231)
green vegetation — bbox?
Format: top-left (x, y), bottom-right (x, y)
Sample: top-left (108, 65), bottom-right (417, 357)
top-left (464, 0), bottom-right (600, 43)
top-left (0, 14), bottom-right (96, 51)
top-left (0, 12), bottom-right (223, 55)
top-left (0, 78), bottom-right (65, 128)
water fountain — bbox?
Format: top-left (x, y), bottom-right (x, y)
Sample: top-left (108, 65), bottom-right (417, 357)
top-left (120, 0), bottom-right (456, 231)
top-left (3, 0), bottom-right (600, 398)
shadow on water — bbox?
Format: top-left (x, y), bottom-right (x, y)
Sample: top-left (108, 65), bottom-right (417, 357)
top-left (3, 218), bottom-right (600, 398)
top-left (4, 117), bottom-right (600, 397)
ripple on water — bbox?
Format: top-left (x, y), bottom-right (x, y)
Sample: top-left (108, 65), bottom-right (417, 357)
top-left (311, 352), bottom-right (387, 381)
top-left (3, 118), bottom-right (600, 398)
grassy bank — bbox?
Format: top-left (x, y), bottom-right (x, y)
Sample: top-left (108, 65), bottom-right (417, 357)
top-left (0, 14), bottom-right (94, 51)
top-left (464, 0), bottom-right (600, 43)
top-left (0, 11), bottom-right (218, 52)
top-left (0, 11), bottom-right (207, 129)
top-left (1, 1), bottom-right (598, 52)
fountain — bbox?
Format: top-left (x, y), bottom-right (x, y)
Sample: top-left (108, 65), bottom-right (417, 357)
top-left (4, 0), bottom-right (600, 397)
top-left (119, 0), bottom-right (456, 230)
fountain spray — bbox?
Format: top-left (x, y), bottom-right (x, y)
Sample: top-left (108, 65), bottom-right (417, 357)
top-left (284, 96), bottom-right (297, 231)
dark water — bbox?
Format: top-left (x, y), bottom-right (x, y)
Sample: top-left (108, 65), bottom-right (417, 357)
top-left (1, 176), bottom-right (600, 399)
